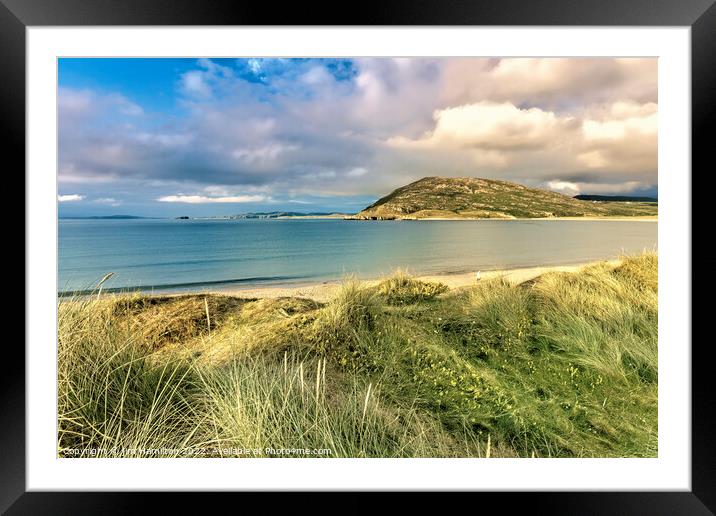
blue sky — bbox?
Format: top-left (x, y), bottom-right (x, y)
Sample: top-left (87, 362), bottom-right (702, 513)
top-left (58, 58), bottom-right (658, 217)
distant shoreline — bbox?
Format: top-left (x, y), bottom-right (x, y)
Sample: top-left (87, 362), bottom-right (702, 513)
top-left (182, 215), bottom-right (659, 221)
top-left (344, 215), bottom-right (657, 222)
top-left (60, 214), bottom-right (657, 222)
top-left (523, 215), bottom-right (657, 221)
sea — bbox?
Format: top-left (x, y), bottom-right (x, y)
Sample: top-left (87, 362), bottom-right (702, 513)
top-left (58, 218), bottom-right (658, 295)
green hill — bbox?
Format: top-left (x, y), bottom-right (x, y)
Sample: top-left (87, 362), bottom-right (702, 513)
top-left (351, 177), bottom-right (658, 220)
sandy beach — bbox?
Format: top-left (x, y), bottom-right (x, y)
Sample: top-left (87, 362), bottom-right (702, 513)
top-left (515, 216), bottom-right (657, 222)
top-left (213, 259), bottom-right (622, 302)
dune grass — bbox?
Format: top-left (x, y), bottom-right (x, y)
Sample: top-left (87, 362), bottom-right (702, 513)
top-left (57, 252), bottom-right (657, 458)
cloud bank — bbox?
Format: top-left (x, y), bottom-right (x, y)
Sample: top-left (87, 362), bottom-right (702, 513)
top-left (58, 57), bottom-right (657, 215)
top-left (58, 194), bottom-right (85, 202)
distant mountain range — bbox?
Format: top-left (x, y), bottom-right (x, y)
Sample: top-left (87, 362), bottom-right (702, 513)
top-left (61, 212), bottom-right (348, 221)
top-left (229, 211), bottom-right (345, 219)
top-left (351, 177), bottom-right (658, 220)
top-left (180, 212), bottom-right (349, 220)
top-left (573, 195), bottom-right (658, 202)
top-left (60, 185), bottom-right (658, 222)
top-left (60, 215), bottom-right (154, 220)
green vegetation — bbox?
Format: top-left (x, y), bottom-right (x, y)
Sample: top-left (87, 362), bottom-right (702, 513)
top-left (377, 271), bottom-right (449, 305)
top-left (351, 176), bottom-right (658, 219)
top-left (58, 252), bottom-right (657, 458)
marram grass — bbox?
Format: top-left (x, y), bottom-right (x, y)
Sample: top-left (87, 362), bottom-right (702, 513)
top-left (58, 252), bottom-right (657, 458)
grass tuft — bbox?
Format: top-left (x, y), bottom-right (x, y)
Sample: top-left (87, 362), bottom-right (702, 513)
top-left (377, 270), bottom-right (449, 305)
top-left (58, 252), bottom-right (658, 458)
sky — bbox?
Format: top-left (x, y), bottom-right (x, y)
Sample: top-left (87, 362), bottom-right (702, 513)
top-left (58, 57), bottom-right (658, 217)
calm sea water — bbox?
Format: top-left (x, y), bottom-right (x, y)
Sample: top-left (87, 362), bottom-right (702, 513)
top-left (58, 219), bottom-right (658, 294)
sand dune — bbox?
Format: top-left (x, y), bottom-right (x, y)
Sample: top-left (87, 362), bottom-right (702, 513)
top-left (213, 259), bottom-right (622, 302)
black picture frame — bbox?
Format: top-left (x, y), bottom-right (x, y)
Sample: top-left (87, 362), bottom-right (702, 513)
top-left (5, 0), bottom-right (714, 512)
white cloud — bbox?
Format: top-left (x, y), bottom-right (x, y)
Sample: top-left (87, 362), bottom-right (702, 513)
top-left (180, 71), bottom-right (212, 98)
top-left (300, 66), bottom-right (333, 86)
top-left (179, 59), bottom-right (235, 99)
top-left (545, 180), bottom-right (644, 195)
top-left (546, 181), bottom-right (581, 195)
top-left (111, 95), bottom-right (144, 116)
top-left (59, 88), bottom-right (142, 119)
top-left (390, 102), bottom-right (576, 151)
top-left (441, 58), bottom-right (657, 108)
top-left (247, 58), bottom-right (262, 74)
top-left (58, 89), bottom-right (93, 116)
top-left (157, 194), bottom-right (267, 204)
top-left (582, 116), bottom-right (657, 141)
top-left (231, 143), bottom-right (298, 164)
top-left (347, 167), bottom-right (368, 177)
top-left (58, 194), bottom-right (85, 202)
top-left (60, 58), bottom-right (658, 207)
top-left (134, 132), bottom-right (194, 148)
top-left (93, 197), bottom-right (122, 206)
top-left (59, 173), bottom-right (117, 184)
top-left (582, 103), bottom-right (657, 141)
top-left (578, 102), bottom-right (657, 172)
top-left (385, 98), bottom-right (657, 189)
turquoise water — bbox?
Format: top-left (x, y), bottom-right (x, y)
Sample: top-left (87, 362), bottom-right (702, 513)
top-left (58, 218), bottom-right (657, 294)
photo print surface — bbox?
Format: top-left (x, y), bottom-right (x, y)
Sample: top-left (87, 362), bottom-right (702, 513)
top-left (57, 57), bottom-right (658, 459)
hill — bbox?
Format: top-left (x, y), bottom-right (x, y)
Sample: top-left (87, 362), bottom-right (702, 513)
top-left (351, 177), bottom-right (658, 220)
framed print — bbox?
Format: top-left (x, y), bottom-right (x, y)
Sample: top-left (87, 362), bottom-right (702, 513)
top-left (5, 0), bottom-right (715, 512)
